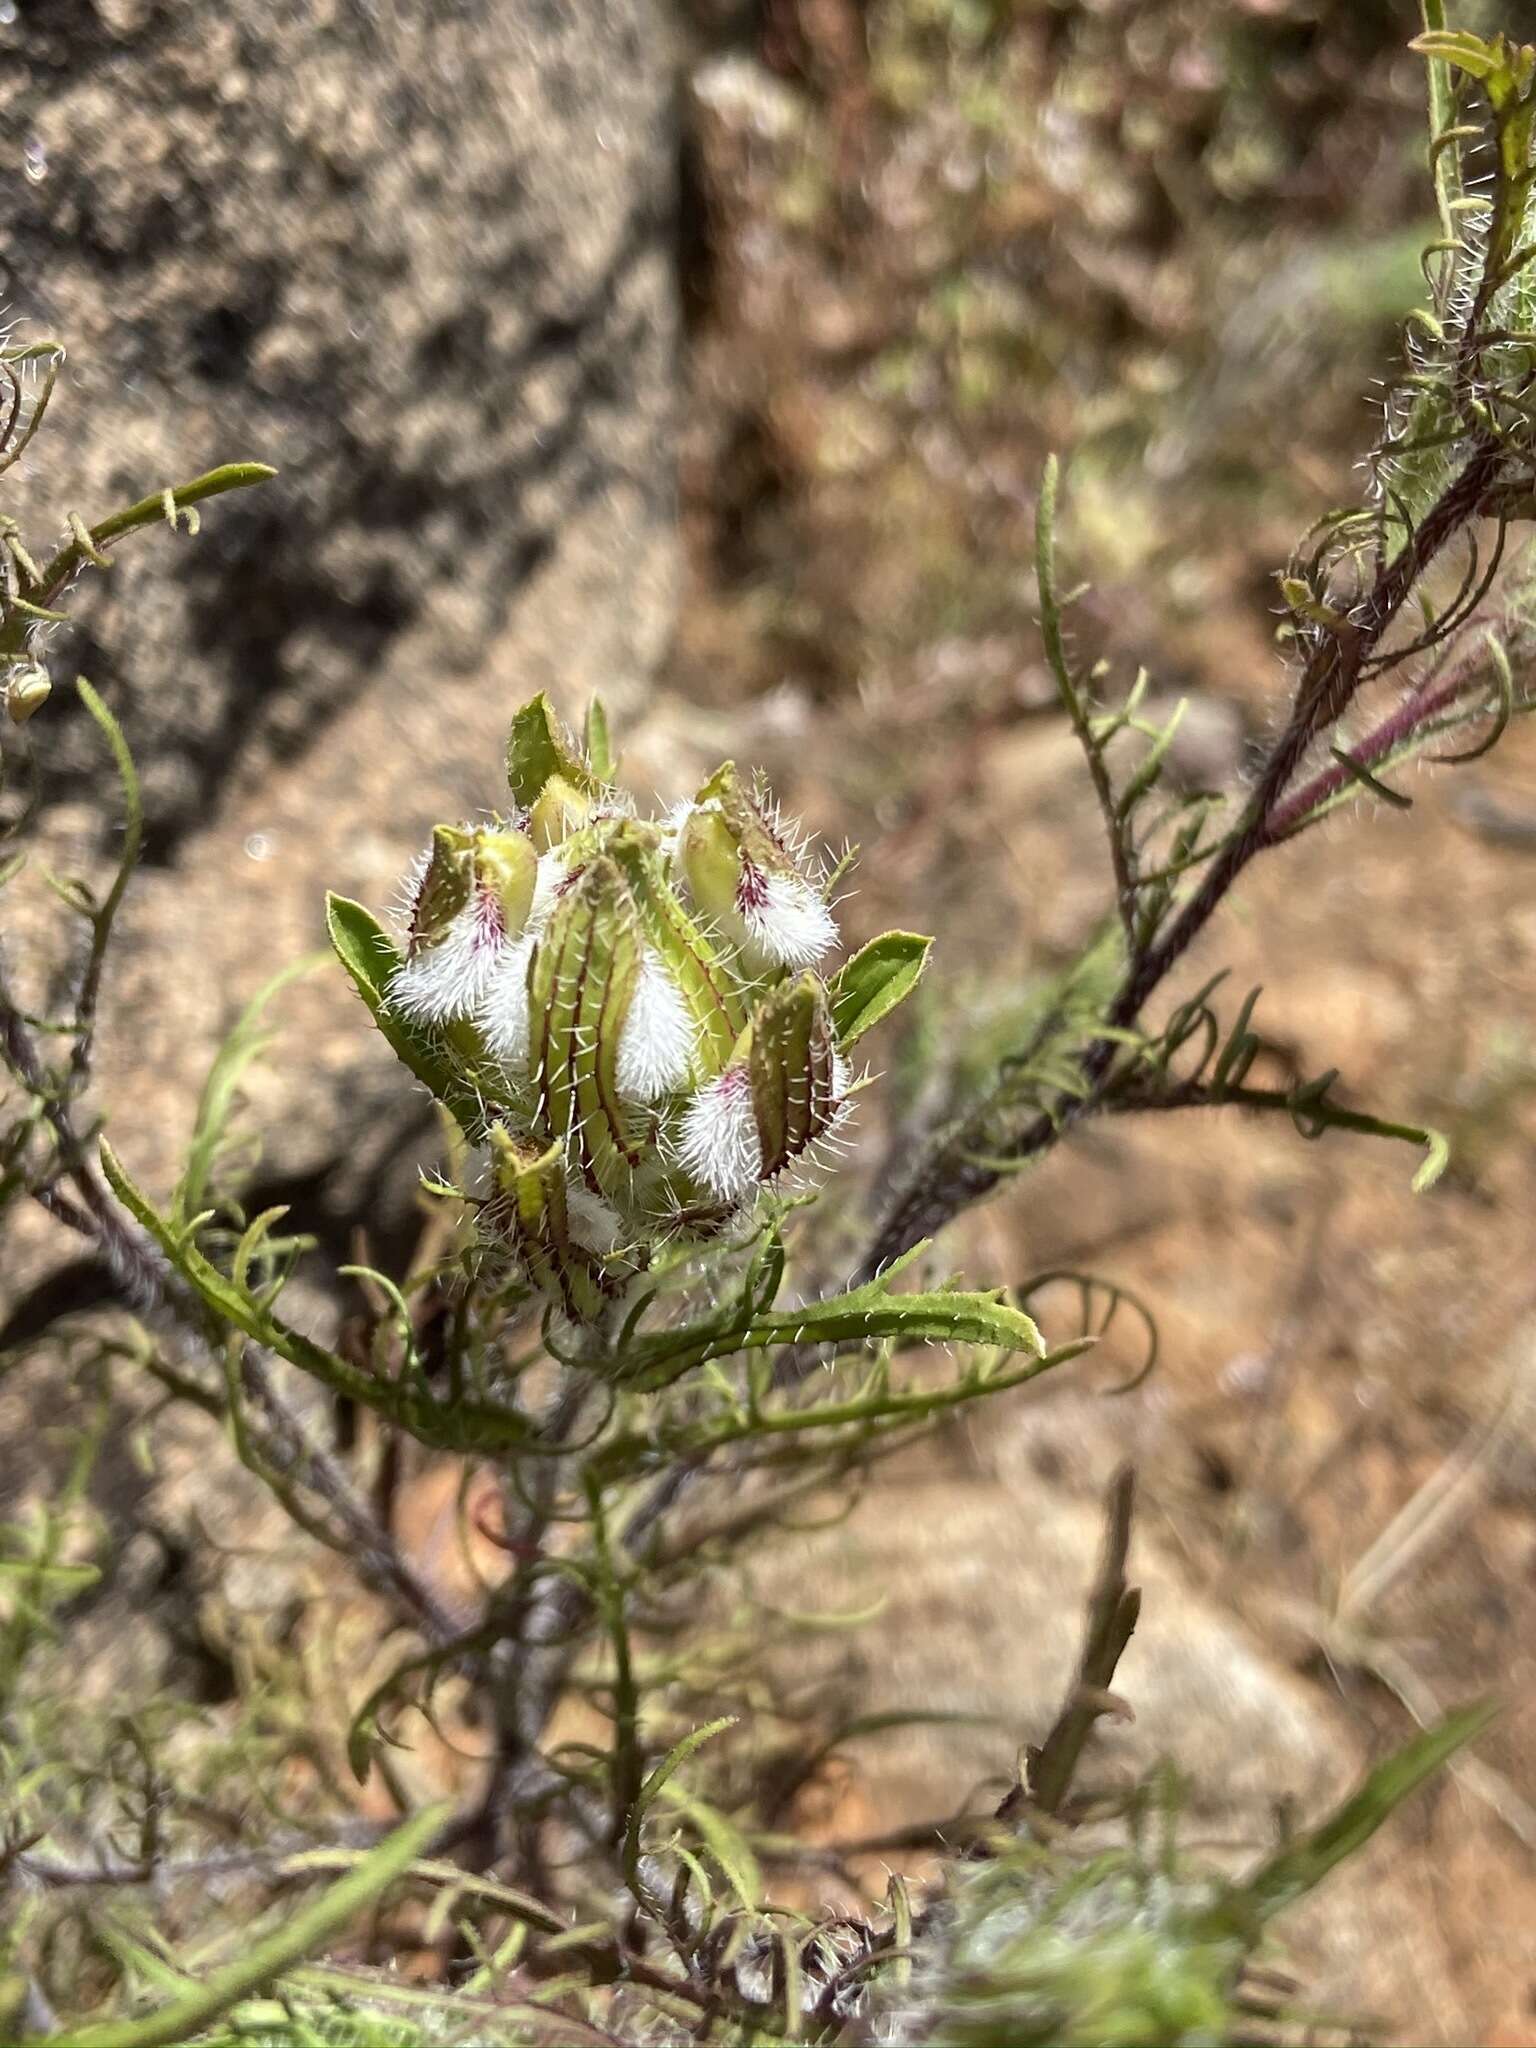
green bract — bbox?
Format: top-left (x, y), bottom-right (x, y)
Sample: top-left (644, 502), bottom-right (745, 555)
top-left (331, 694), bottom-right (931, 1325)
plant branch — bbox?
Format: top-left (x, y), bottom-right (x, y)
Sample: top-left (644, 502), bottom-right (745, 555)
top-left (857, 437), bottom-right (1511, 1277)
top-left (1021, 1465), bottom-right (1140, 1820)
top-left (1260, 629), bottom-right (1524, 840)
top-left (2, 951), bottom-right (460, 1645)
top-left (7, 1819), bottom-right (394, 1894)
top-left (0, 463), bottom-right (275, 666)
top-left (1036, 455), bottom-right (1138, 945)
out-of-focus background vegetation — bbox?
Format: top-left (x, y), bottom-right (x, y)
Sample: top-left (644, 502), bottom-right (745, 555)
top-left (6, 0), bottom-right (1536, 2038)
top-left (667, 12), bottom-right (1536, 2028)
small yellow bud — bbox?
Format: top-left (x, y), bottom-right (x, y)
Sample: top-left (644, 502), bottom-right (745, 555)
top-left (476, 826), bottom-right (538, 931)
top-left (677, 804), bottom-right (741, 930)
top-left (5, 664), bottom-right (51, 724)
top-left (530, 771), bottom-right (595, 850)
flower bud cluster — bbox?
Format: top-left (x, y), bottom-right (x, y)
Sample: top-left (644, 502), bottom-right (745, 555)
top-left (383, 696), bottom-right (875, 1324)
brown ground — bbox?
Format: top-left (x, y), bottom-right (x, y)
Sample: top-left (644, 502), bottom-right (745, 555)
top-left (646, 3), bottom-right (1536, 2037)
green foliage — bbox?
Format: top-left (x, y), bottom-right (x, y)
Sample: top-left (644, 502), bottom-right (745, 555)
top-left (0, 326), bottom-right (270, 729)
top-left (1231, 1700), bottom-right (1500, 1924)
top-left (174, 958), bottom-right (324, 1229)
top-left (884, 1847), bottom-right (1246, 2048)
top-left (47, 1810), bottom-right (447, 2048)
top-left (860, 1), bottom-right (1536, 1280)
top-left (3, 13), bottom-right (1530, 2044)
top-left (828, 932), bottom-right (933, 1048)
top-left (868, 1701), bottom-right (1494, 2047)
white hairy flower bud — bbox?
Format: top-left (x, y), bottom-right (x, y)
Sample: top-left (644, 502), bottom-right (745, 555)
top-left (365, 692), bottom-right (930, 1326)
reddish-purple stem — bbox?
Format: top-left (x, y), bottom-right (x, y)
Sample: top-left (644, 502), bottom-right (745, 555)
top-left (1262, 645), bottom-right (1498, 843)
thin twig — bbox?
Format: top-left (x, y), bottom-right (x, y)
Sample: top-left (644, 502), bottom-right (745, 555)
top-left (1, 951), bottom-right (458, 1645)
top-left (9, 1819), bottom-right (393, 1894)
top-left (1036, 455), bottom-right (1138, 947)
top-left (1023, 1464), bottom-right (1140, 1819)
top-left (239, 1346), bottom-right (463, 1643)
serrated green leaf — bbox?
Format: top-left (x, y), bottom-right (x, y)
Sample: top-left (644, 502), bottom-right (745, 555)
top-left (613, 1240), bottom-right (1044, 1388)
top-left (752, 1248), bottom-right (1045, 1357)
top-left (624, 1715), bottom-right (737, 1901)
top-left (828, 932), bottom-right (932, 1048)
top-left (104, 1141), bottom-right (386, 1407)
top-left (100, 1142), bottom-right (529, 1452)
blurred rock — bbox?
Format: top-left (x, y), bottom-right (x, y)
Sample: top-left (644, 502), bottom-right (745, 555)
top-left (0, 0), bottom-right (680, 1290)
top-left (693, 50), bottom-right (806, 144)
top-left (763, 1463), bottom-right (1482, 2042)
top-left (3, 0), bottom-right (677, 841)
top-left (768, 1474), bottom-right (1349, 1834)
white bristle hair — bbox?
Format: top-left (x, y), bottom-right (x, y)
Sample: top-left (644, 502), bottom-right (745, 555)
top-left (616, 948), bottom-right (696, 1102)
top-left (676, 1064), bottom-right (762, 1204)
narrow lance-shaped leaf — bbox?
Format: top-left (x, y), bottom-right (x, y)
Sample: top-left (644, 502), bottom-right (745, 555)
top-left (613, 1241), bottom-right (1046, 1388)
top-left (326, 893), bottom-right (482, 1136)
top-left (101, 1141), bottom-right (530, 1452)
top-left (1228, 1700), bottom-right (1498, 1925)
top-left (748, 1270), bottom-right (1044, 1359)
top-left (623, 1715), bottom-right (737, 1903)
top-left (1408, 30), bottom-right (1501, 82)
